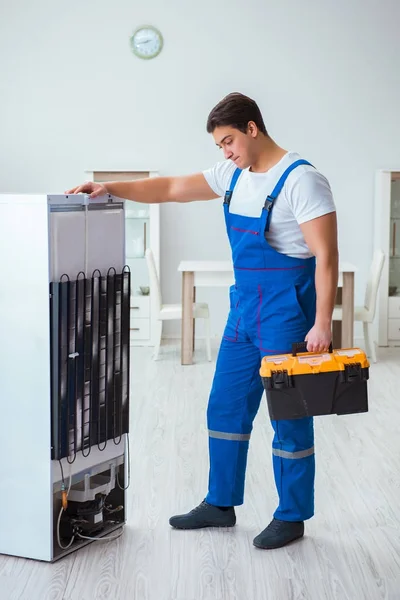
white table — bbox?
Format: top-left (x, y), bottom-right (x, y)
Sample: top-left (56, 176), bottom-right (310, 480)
top-left (178, 260), bottom-right (356, 365)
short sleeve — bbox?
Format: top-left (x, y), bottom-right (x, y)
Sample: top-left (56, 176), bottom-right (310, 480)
top-left (287, 170), bottom-right (336, 224)
top-left (203, 160), bottom-right (237, 198)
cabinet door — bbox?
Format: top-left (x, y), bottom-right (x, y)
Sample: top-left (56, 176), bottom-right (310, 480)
top-left (130, 317), bottom-right (150, 340)
top-left (50, 210), bottom-right (86, 281)
top-left (86, 207), bottom-right (125, 276)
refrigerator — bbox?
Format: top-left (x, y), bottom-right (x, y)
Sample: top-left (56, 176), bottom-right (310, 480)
top-left (0, 193), bottom-right (131, 561)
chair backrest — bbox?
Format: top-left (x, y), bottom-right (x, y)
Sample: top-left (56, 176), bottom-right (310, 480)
top-left (145, 248), bottom-right (162, 315)
top-left (364, 248), bottom-right (385, 317)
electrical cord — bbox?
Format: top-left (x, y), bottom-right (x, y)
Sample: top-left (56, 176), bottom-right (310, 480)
top-left (117, 434), bottom-right (131, 491)
top-left (57, 460), bottom-right (74, 550)
top-left (76, 528), bottom-right (124, 543)
top-left (105, 504), bottom-right (123, 514)
top-left (58, 458), bottom-right (65, 485)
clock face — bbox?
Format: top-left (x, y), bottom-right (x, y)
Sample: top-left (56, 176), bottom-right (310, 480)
top-left (130, 26), bottom-right (163, 60)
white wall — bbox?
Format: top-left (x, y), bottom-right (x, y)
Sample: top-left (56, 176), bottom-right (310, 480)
top-left (1, 0), bottom-right (400, 339)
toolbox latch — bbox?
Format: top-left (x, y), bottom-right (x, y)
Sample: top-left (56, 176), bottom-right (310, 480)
top-left (343, 363), bottom-right (366, 383)
top-left (270, 370), bottom-right (293, 390)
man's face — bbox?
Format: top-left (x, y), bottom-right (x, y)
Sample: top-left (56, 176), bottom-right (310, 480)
top-left (212, 124), bottom-right (256, 169)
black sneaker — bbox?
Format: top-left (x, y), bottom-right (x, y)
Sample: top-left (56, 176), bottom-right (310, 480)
top-left (253, 518), bottom-right (304, 549)
top-left (169, 500), bottom-right (236, 530)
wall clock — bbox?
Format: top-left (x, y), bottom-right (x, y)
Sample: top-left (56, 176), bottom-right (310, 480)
top-left (130, 26), bottom-right (163, 60)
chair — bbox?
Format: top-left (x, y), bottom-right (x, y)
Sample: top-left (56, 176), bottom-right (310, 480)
top-left (145, 248), bottom-right (212, 361)
top-left (332, 249), bottom-right (385, 363)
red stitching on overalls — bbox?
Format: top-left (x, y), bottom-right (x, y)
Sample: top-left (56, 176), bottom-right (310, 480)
top-left (231, 226), bottom-right (259, 236)
top-left (223, 317), bottom-right (241, 342)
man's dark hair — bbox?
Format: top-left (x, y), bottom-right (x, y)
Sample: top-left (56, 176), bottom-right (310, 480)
top-left (206, 92), bottom-right (268, 136)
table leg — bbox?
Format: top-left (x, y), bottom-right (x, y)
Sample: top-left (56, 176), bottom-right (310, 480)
top-left (341, 272), bottom-right (355, 348)
top-left (332, 321), bottom-right (342, 349)
top-left (332, 287), bottom-right (342, 349)
top-left (193, 286), bottom-right (196, 352)
top-left (181, 271), bottom-right (194, 365)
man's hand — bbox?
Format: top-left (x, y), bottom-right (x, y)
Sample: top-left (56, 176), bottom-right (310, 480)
top-left (65, 181), bottom-right (108, 198)
top-left (305, 323), bottom-right (332, 353)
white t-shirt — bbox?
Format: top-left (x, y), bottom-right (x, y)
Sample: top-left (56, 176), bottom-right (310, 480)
top-left (203, 151), bottom-right (336, 259)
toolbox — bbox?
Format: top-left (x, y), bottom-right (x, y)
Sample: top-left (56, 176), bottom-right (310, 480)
top-left (260, 343), bottom-right (370, 421)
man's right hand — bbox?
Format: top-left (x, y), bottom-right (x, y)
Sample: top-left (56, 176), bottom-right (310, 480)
top-left (65, 181), bottom-right (108, 198)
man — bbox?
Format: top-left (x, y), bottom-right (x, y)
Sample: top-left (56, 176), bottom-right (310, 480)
top-left (67, 92), bottom-right (338, 550)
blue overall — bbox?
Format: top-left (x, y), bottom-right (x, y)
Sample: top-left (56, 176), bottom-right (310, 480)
top-left (205, 160), bottom-right (317, 522)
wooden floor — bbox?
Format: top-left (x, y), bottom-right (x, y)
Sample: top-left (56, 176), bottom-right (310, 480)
top-left (2, 342), bottom-right (400, 600)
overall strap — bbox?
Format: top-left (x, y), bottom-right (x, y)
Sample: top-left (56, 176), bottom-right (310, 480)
top-left (264, 159), bottom-right (314, 231)
top-left (224, 168), bottom-right (242, 205)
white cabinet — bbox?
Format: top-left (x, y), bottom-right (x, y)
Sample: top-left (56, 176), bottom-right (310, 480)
top-left (374, 171), bottom-right (400, 346)
top-left (85, 169), bottom-right (160, 347)
top-left (130, 295), bottom-right (151, 340)
top-left (130, 295), bottom-right (150, 318)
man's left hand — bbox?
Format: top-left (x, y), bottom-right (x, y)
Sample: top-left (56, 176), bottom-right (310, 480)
top-left (305, 324), bottom-right (332, 353)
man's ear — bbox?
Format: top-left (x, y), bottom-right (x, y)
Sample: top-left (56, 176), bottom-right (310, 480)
top-left (247, 121), bottom-right (258, 138)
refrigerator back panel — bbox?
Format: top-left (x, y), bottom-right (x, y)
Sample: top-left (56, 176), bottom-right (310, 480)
top-left (50, 268), bottom-right (131, 460)
top-left (48, 194), bottom-right (130, 461)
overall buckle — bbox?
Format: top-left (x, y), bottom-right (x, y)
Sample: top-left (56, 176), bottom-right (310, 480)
top-left (224, 190), bottom-right (233, 205)
top-left (264, 196), bottom-right (274, 211)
